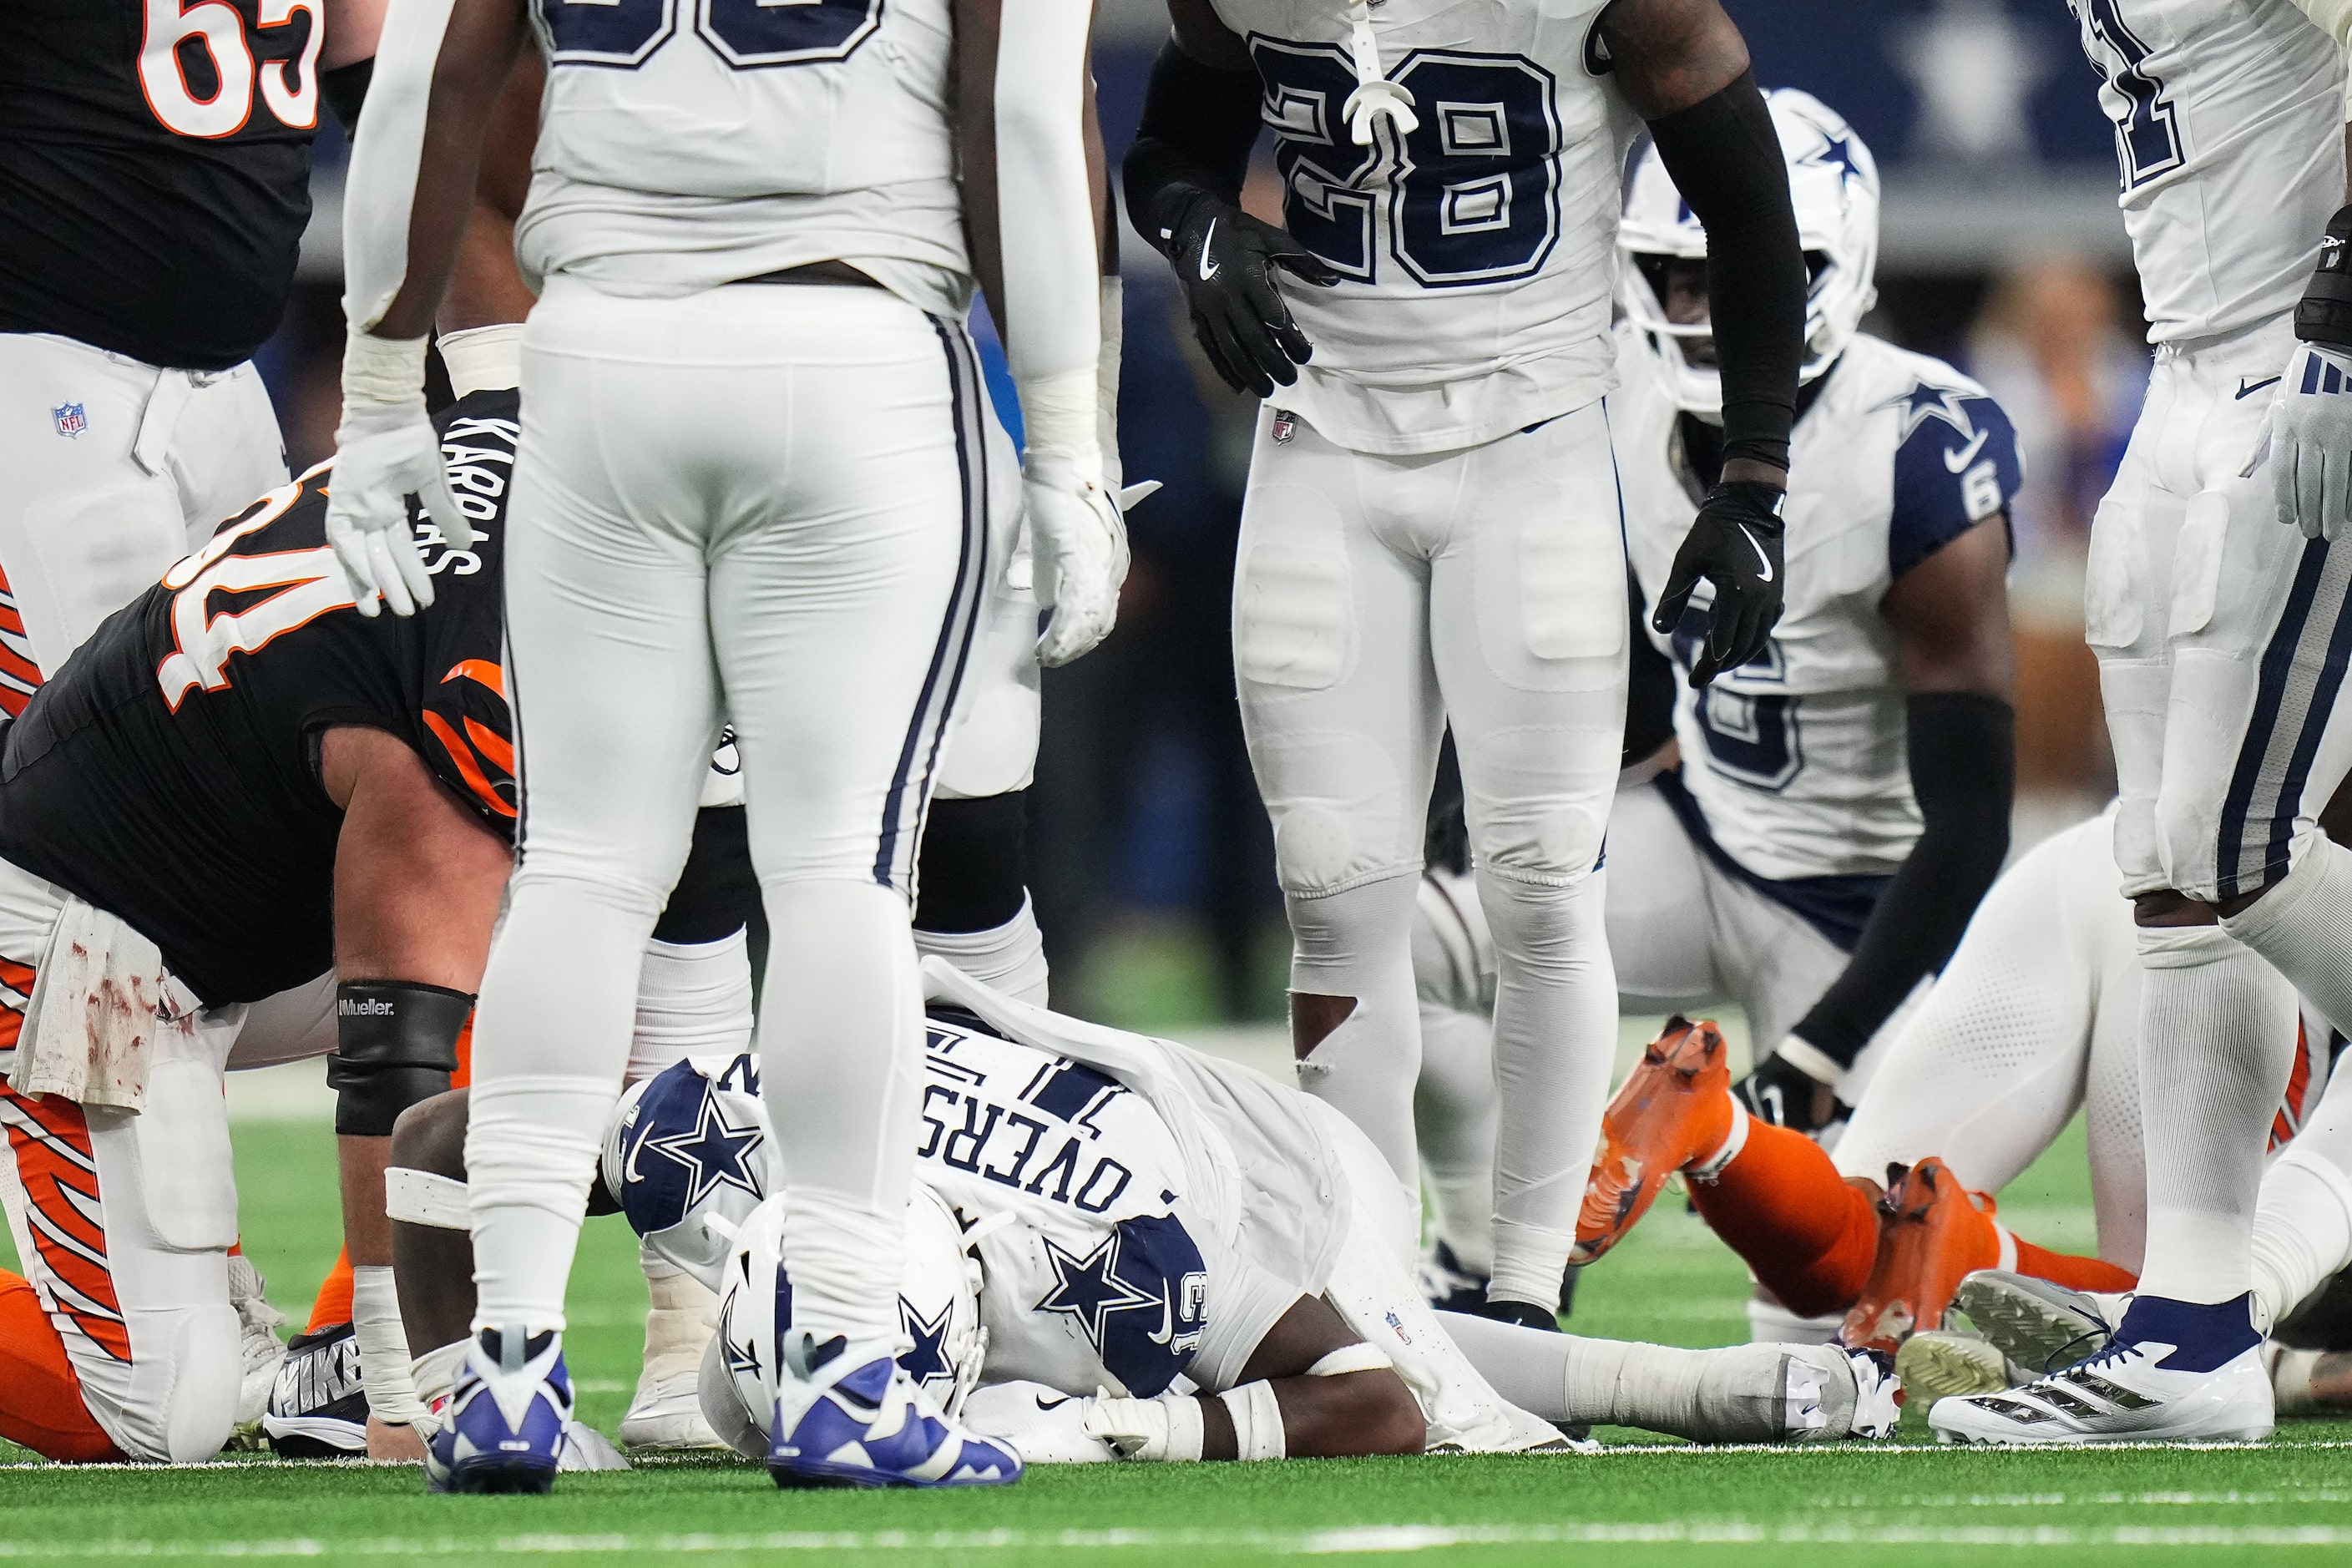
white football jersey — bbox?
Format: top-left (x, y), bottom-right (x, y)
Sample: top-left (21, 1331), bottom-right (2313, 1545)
top-left (2067, 0), bottom-right (2344, 343)
top-left (515, 0), bottom-right (969, 315)
top-left (1615, 330), bottom-right (2023, 887)
top-left (1208, 0), bottom-right (1641, 455)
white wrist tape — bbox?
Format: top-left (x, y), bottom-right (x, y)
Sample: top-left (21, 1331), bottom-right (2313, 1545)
top-left (1218, 1381), bottom-right (1285, 1460)
top-left (385, 1166), bottom-right (471, 1229)
top-left (341, 329), bottom-right (430, 412)
top-left (1773, 1035), bottom-right (1847, 1092)
top-left (1097, 276), bottom-right (1125, 479)
top-left (437, 322), bottom-right (524, 399)
top-left (410, 1338), bottom-right (470, 1436)
top-left (1019, 367), bottom-right (1103, 480)
top-left (1306, 1343), bottom-right (1393, 1377)
top-left (354, 1265), bottom-right (425, 1426)
top-left (1086, 1391), bottom-right (1203, 1460)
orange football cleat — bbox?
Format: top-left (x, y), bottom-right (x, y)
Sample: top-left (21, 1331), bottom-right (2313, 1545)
top-left (1838, 1156), bottom-right (2001, 1355)
top-left (1573, 1017), bottom-right (1737, 1265)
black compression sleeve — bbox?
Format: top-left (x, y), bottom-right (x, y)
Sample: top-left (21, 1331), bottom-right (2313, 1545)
top-left (1121, 40), bottom-right (1265, 256)
top-left (1644, 70), bottom-right (1804, 473)
top-left (1789, 691), bottom-right (2015, 1068)
top-left (323, 58), bottom-right (373, 134)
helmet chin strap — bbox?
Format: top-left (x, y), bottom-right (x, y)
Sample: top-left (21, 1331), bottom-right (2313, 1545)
top-left (1341, 0), bottom-right (1418, 144)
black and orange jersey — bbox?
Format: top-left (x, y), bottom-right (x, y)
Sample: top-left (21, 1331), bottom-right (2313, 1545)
top-left (0, 0), bottom-right (328, 369)
top-left (0, 389), bottom-right (518, 1007)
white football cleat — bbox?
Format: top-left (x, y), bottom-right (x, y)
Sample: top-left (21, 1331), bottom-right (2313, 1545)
top-left (1896, 1330), bottom-right (2024, 1409)
top-left (1930, 1294), bottom-right (2274, 1446)
top-left (228, 1255), bottom-right (290, 1430)
top-left (1953, 1270), bottom-right (2128, 1376)
top-left (621, 1369), bottom-right (724, 1450)
top-left (621, 1271), bottom-right (726, 1449)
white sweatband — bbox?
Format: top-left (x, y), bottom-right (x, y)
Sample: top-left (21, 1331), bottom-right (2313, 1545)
top-left (1687, 1098), bottom-right (1749, 1184)
top-left (438, 323), bottom-right (524, 399)
top-left (1019, 367), bottom-right (1102, 481)
top-left (340, 0), bottom-right (460, 331)
top-left (993, 0), bottom-right (1100, 453)
top-left (355, 1265), bottom-right (426, 1426)
top-left (1774, 1035), bottom-right (1847, 1091)
top-left (1218, 1381), bottom-right (1285, 1461)
top-left (341, 329), bottom-right (430, 411)
top-left (385, 1166), bottom-right (472, 1229)
top-left (1306, 1343), bottom-right (1393, 1377)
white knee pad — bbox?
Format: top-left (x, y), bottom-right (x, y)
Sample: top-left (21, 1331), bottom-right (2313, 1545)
top-left (99, 1303), bottom-right (243, 1463)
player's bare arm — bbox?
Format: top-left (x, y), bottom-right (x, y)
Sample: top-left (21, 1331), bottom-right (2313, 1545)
top-left (1219, 1294), bottom-right (1424, 1459)
top-left (1601, 0), bottom-right (1806, 685)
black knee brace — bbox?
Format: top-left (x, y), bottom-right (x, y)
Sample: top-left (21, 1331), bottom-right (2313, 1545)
top-left (328, 981), bottom-right (473, 1137)
top-left (915, 792), bottom-right (1030, 933)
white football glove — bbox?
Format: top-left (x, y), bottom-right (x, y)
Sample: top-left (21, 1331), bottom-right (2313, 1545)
top-left (960, 1381), bottom-right (1117, 1464)
top-left (1023, 466), bottom-right (1129, 668)
top-left (325, 332), bottom-right (475, 617)
top-left (2272, 341), bottom-right (2352, 540)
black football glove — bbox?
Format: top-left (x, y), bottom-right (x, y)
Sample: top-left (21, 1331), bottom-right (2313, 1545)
top-left (1651, 480), bottom-right (1788, 686)
top-left (1162, 194), bottom-right (1341, 399)
top-left (1736, 1052), bottom-right (1845, 1137)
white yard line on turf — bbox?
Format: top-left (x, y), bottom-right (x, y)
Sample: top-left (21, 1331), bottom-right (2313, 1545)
top-left (5, 1524), bottom-right (2352, 1555)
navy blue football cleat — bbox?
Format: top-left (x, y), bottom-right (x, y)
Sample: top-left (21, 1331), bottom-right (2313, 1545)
top-left (767, 1333), bottom-right (1022, 1489)
top-left (426, 1328), bottom-right (574, 1494)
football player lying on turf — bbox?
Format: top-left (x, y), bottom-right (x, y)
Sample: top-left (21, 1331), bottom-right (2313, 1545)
top-left (384, 959), bottom-right (1899, 1463)
top-left (1557, 805), bottom-right (2352, 1423)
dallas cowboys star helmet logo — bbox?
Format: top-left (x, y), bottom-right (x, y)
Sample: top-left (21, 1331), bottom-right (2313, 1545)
top-left (899, 1295), bottom-right (958, 1398)
top-left (637, 1090), bottom-right (764, 1211)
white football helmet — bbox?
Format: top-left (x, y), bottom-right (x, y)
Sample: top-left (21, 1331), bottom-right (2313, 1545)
top-left (1618, 87), bottom-right (1880, 417)
top-left (706, 1186), bottom-right (988, 1451)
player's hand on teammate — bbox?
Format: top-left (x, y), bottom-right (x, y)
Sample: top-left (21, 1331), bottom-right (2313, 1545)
top-left (2272, 342), bottom-right (2352, 540)
top-left (1168, 196), bottom-right (1341, 400)
top-left (326, 372), bottom-right (477, 619)
top-left (1024, 463), bottom-right (1131, 667)
top-left (1653, 480), bottom-right (1788, 686)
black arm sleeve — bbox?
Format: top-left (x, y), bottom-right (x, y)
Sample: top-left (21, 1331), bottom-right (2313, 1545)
top-left (1644, 70), bottom-right (1804, 473)
top-left (322, 58), bottom-right (373, 134)
top-left (1121, 41), bottom-right (1265, 257)
top-left (1788, 691), bottom-right (2015, 1068)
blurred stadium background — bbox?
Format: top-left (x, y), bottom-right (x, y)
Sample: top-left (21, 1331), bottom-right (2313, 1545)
top-left (267, 0), bottom-right (2131, 1030)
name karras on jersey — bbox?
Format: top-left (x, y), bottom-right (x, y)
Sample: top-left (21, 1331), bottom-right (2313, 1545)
top-left (422, 414), bottom-right (519, 579)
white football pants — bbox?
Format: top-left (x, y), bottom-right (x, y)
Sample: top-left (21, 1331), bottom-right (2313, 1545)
top-left (467, 280), bottom-right (989, 1344)
top-left (0, 333), bottom-right (285, 679)
top-left (1235, 402), bottom-right (1626, 1307)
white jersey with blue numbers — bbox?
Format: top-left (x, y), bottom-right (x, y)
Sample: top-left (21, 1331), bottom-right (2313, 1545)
top-left (1207, 0), bottom-right (1641, 456)
top-left (1616, 330), bottom-right (2024, 884)
top-left (2068, 0), bottom-right (2344, 344)
top-left (514, 0), bottom-right (969, 315)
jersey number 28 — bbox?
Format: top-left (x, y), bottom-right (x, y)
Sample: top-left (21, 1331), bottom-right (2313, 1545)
top-left (139, 0), bottom-right (321, 138)
top-left (1252, 42), bottom-right (1563, 286)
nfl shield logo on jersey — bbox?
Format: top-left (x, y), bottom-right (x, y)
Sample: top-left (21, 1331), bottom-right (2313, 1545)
top-left (52, 403), bottom-right (87, 438)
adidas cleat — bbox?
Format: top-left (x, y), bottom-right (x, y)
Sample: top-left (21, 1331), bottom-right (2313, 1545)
top-left (768, 1334), bottom-right (1021, 1490)
top-left (1895, 1330), bottom-right (2022, 1410)
top-left (1930, 1293), bottom-right (2274, 1446)
top-left (1953, 1269), bottom-right (2127, 1375)
top-left (1575, 1017), bottom-right (1739, 1265)
top-left (1839, 1157), bottom-right (1998, 1354)
top-left (425, 1328), bottom-right (574, 1494)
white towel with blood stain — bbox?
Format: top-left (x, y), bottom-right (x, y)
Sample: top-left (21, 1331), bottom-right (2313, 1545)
top-left (5, 897), bottom-right (199, 1110)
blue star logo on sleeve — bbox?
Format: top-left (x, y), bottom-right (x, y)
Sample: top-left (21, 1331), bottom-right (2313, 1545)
top-left (1034, 1232), bottom-right (1159, 1350)
top-left (1892, 380), bottom-right (1980, 443)
top-left (898, 1296), bottom-right (957, 1397)
top-left (639, 1093), bottom-right (765, 1211)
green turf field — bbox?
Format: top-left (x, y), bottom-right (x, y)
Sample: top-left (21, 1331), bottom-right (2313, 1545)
top-left (2, 1097), bottom-right (2346, 1565)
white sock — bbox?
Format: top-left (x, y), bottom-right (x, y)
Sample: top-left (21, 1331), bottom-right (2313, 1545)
top-left (1287, 874), bottom-right (1424, 1196)
top-left (2133, 923), bottom-right (2300, 1305)
top-left (1414, 1004), bottom-right (1499, 1278)
top-left (913, 895), bottom-right (1049, 1006)
top-left (2251, 1054), bottom-right (2352, 1324)
top-left (1438, 1313), bottom-right (1823, 1443)
top-left (761, 880), bottom-right (922, 1342)
top-left (2222, 836), bottom-right (2352, 1039)
top-left (627, 930), bottom-right (755, 1082)
top-left (467, 878), bottom-right (649, 1334)
top-left (639, 1254), bottom-right (718, 1386)
top-left (1479, 869), bottom-right (1614, 1308)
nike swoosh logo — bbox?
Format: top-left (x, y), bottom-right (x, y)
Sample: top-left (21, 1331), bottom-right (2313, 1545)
top-left (2237, 375), bottom-right (2283, 400)
top-left (1197, 220), bottom-right (1221, 282)
top-left (1147, 1294), bottom-right (1178, 1346)
top-left (1737, 523), bottom-right (1774, 584)
top-left (1034, 1393), bottom-right (1070, 1411)
top-left (1941, 428), bottom-right (1990, 473)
